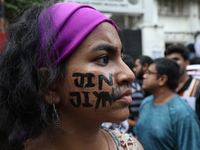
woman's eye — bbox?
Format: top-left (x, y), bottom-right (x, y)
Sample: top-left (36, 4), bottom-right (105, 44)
top-left (96, 55), bottom-right (109, 65)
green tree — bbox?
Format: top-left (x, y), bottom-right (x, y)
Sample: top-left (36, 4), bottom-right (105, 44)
top-left (4, 0), bottom-right (61, 23)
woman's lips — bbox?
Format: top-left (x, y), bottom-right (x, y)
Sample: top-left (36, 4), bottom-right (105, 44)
top-left (117, 95), bottom-right (132, 104)
top-left (113, 88), bottom-right (132, 105)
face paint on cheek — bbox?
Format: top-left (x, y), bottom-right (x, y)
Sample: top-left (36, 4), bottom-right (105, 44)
top-left (69, 73), bottom-right (115, 109)
top-left (93, 86), bottom-right (123, 109)
top-left (69, 92), bottom-right (94, 107)
top-left (93, 91), bottom-right (112, 109)
top-left (98, 73), bottom-right (113, 90)
top-left (73, 73), bottom-right (95, 87)
top-left (69, 92), bottom-right (82, 107)
top-left (82, 92), bottom-right (93, 107)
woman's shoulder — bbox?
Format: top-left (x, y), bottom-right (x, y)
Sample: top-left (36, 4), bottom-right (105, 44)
top-left (104, 128), bottom-right (142, 150)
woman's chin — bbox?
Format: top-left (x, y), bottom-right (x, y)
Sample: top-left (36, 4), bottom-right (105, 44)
top-left (107, 108), bottom-right (130, 123)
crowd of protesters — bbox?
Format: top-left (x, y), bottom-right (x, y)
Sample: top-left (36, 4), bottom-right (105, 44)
top-left (128, 44), bottom-right (200, 149)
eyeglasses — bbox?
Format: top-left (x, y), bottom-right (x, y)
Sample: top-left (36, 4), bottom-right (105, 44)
top-left (144, 69), bottom-right (159, 75)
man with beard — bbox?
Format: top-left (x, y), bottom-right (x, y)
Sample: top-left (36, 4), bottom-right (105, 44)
top-left (165, 44), bottom-right (200, 119)
top-left (134, 58), bottom-right (200, 150)
top-left (133, 55), bottom-right (153, 97)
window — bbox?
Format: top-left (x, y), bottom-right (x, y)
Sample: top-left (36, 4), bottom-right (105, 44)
top-left (158, 0), bottom-right (190, 16)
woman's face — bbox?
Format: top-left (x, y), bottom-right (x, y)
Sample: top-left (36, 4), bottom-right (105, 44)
top-left (57, 22), bottom-right (134, 124)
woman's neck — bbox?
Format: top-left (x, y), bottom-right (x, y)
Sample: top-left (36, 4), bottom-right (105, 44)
top-left (25, 123), bottom-right (114, 150)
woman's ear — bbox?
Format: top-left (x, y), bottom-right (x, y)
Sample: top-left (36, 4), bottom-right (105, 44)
top-left (42, 89), bottom-right (60, 104)
top-left (39, 67), bottom-right (60, 104)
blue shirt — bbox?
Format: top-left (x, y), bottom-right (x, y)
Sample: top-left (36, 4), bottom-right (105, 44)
top-left (134, 95), bottom-right (200, 150)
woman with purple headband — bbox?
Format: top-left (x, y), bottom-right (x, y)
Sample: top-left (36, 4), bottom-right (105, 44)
top-left (0, 1), bottom-right (143, 150)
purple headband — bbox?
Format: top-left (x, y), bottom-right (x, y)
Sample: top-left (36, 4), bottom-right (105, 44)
top-left (38, 2), bottom-right (119, 67)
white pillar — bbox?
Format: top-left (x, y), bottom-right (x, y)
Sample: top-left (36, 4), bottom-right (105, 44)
top-left (140, 0), bottom-right (165, 59)
top-left (189, 0), bottom-right (200, 33)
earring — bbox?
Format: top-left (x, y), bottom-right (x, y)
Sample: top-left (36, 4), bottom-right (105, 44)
top-left (52, 103), bottom-right (60, 128)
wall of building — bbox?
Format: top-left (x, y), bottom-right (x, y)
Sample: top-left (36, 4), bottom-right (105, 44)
top-left (157, 0), bottom-right (200, 45)
top-left (63, 0), bottom-right (200, 59)
top-left (136, 0), bottom-right (200, 58)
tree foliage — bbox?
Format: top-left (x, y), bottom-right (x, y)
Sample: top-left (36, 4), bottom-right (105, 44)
top-left (4, 0), bottom-right (61, 23)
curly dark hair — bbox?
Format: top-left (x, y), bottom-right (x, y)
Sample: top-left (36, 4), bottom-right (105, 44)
top-left (0, 1), bottom-right (69, 149)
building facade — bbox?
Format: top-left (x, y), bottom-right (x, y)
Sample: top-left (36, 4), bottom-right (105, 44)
top-left (65, 0), bottom-right (200, 59)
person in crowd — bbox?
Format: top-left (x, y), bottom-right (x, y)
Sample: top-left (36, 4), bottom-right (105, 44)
top-left (190, 56), bottom-right (200, 65)
top-left (187, 43), bottom-right (196, 60)
top-left (164, 44), bottom-right (200, 118)
top-left (134, 58), bottom-right (200, 150)
top-left (0, 1), bottom-right (144, 150)
top-left (133, 55), bottom-right (153, 97)
top-left (122, 54), bottom-right (145, 135)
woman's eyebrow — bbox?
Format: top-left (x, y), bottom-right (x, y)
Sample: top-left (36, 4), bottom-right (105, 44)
top-left (90, 43), bottom-right (119, 54)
